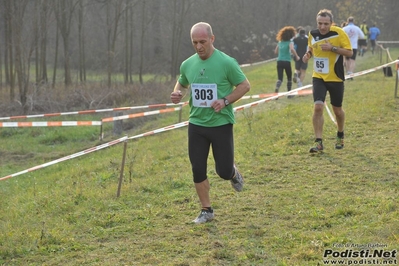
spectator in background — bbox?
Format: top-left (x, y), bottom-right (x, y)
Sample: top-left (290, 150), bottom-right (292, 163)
top-left (290, 26), bottom-right (303, 60)
top-left (368, 24), bottom-right (381, 54)
top-left (274, 26), bottom-right (300, 95)
top-left (358, 20), bottom-right (369, 56)
top-left (340, 21), bottom-right (348, 68)
top-left (294, 26), bottom-right (303, 38)
top-left (292, 29), bottom-right (308, 88)
top-left (343, 17), bottom-right (365, 79)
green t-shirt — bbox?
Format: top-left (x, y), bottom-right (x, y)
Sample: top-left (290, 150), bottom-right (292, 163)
top-left (277, 41), bottom-right (292, 62)
top-left (178, 49), bottom-right (247, 127)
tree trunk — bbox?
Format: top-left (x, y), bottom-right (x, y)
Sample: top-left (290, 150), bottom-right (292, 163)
top-left (78, 0), bottom-right (86, 83)
top-left (3, 0), bottom-right (15, 101)
top-left (52, 0), bottom-right (75, 87)
top-left (52, 17), bottom-right (59, 88)
top-left (106, 0), bottom-right (123, 88)
top-left (40, 0), bottom-right (49, 84)
top-left (12, 0), bottom-right (31, 113)
top-left (138, 0), bottom-right (146, 85)
top-left (34, 0), bottom-right (39, 83)
top-left (129, 3), bottom-right (134, 84)
top-left (123, 0), bottom-right (128, 85)
top-left (170, 0), bottom-right (191, 80)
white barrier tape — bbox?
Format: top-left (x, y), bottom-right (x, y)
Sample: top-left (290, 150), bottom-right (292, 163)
top-left (128, 87), bottom-right (312, 140)
top-left (377, 44), bottom-right (393, 61)
top-left (0, 121), bottom-right (190, 180)
top-left (234, 84), bottom-right (313, 112)
top-left (3, 61), bottom-right (397, 181)
top-left (240, 57), bottom-right (277, 68)
top-left (128, 121), bottom-right (189, 140)
top-left (324, 102), bottom-right (337, 125)
top-left (242, 89), bottom-right (312, 99)
top-left (345, 60), bottom-right (399, 79)
top-left (0, 102), bottom-right (188, 121)
top-left (0, 136), bottom-right (128, 181)
top-left (377, 41), bottom-right (399, 44)
top-left (0, 121), bottom-right (102, 128)
top-left (102, 106), bottom-right (184, 123)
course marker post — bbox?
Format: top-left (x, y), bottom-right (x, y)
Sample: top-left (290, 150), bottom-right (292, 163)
top-left (395, 60), bottom-right (399, 98)
top-left (178, 105), bottom-right (183, 123)
top-left (117, 137), bottom-right (128, 198)
top-left (99, 124), bottom-right (104, 140)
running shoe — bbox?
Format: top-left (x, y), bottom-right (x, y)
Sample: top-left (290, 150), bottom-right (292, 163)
top-left (309, 141), bottom-right (324, 153)
top-left (293, 73), bottom-right (298, 83)
top-left (335, 137), bottom-right (344, 149)
top-left (192, 209), bottom-right (214, 224)
top-left (230, 166), bottom-right (244, 192)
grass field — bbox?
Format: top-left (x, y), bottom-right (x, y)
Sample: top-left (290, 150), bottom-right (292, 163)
top-left (1, 49), bottom-right (399, 265)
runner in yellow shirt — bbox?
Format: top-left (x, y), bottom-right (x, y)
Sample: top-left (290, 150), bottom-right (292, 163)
top-left (302, 9), bottom-right (353, 153)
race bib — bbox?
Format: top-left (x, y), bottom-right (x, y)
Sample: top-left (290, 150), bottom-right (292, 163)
top-left (191, 83), bottom-right (217, 107)
top-left (314, 57), bottom-right (329, 74)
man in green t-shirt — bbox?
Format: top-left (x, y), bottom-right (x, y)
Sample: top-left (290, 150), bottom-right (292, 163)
top-left (170, 22), bottom-right (250, 224)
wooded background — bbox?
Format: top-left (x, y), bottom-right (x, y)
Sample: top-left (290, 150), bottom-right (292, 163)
top-left (0, 0), bottom-right (397, 112)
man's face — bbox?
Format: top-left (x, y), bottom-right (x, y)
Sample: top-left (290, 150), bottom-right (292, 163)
top-left (191, 27), bottom-right (214, 60)
top-left (317, 15), bottom-right (332, 35)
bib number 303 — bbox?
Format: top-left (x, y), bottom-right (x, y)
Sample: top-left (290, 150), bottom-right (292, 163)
top-left (191, 83), bottom-right (217, 107)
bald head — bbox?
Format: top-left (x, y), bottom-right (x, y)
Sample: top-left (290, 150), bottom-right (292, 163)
top-left (190, 22), bottom-right (215, 60)
top-left (191, 22), bottom-right (213, 38)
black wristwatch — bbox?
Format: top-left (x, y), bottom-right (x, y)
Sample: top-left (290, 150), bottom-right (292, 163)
top-left (223, 97), bottom-right (229, 106)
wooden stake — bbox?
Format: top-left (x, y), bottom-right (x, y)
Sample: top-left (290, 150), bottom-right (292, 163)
top-left (117, 138), bottom-right (128, 197)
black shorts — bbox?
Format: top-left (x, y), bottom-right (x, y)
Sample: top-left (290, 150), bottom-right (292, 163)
top-left (346, 49), bottom-right (357, 60)
top-left (188, 123), bottom-right (235, 183)
top-left (312, 78), bottom-right (345, 107)
top-left (295, 59), bottom-right (308, 71)
top-left (358, 39), bottom-right (367, 46)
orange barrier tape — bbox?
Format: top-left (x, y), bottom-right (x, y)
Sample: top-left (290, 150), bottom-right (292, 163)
top-left (102, 106), bottom-right (183, 123)
top-left (0, 102), bottom-right (188, 121)
top-left (0, 121), bottom-right (102, 128)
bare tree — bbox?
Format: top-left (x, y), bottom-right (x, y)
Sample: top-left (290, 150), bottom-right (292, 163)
top-left (3, 0), bottom-right (16, 100)
top-left (0, 36), bottom-right (2, 89)
top-left (12, 0), bottom-right (34, 113)
top-left (51, 0), bottom-right (79, 86)
top-left (105, 0), bottom-right (124, 87)
top-left (52, 19), bottom-right (60, 88)
top-left (77, 0), bottom-right (86, 82)
top-left (0, 0), bottom-right (397, 101)
top-left (169, 0), bottom-right (192, 80)
top-left (38, 0), bottom-right (50, 84)
top-left (128, 1), bottom-right (135, 84)
top-left (123, 0), bottom-right (129, 85)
